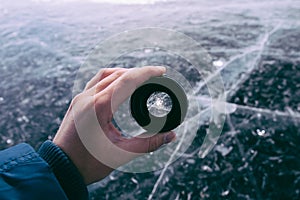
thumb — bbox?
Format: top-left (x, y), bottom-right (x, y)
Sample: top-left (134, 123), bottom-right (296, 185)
top-left (125, 132), bottom-right (176, 153)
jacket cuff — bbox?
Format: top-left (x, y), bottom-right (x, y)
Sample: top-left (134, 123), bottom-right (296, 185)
top-left (38, 140), bottom-right (88, 200)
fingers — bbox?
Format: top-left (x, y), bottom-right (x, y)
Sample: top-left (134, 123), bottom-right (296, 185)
top-left (92, 66), bottom-right (166, 126)
top-left (84, 68), bottom-right (125, 90)
top-left (93, 69), bottom-right (127, 93)
top-left (116, 66), bottom-right (166, 90)
top-left (147, 132), bottom-right (176, 152)
top-left (106, 66), bottom-right (166, 114)
top-left (124, 132), bottom-right (176, 153)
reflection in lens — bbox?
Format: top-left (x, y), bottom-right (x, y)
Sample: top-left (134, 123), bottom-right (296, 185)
top-left (146, 92), bottom-right (172, 117)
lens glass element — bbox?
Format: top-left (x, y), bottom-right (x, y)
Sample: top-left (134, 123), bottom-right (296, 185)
top-left (146, 92), bottom-right (172, 117)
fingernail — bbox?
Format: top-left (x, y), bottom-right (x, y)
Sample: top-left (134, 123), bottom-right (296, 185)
top-left (158, 66), bottom-right (166, 73)
top-left (164, 132), bottom-right (176, 144)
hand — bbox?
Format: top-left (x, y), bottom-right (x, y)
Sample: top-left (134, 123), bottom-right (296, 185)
top-left (53, 66), bottom-right (176, 184)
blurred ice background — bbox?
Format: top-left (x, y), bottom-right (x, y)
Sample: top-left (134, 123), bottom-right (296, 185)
top-left (0, 0), bottom-right (299, 199)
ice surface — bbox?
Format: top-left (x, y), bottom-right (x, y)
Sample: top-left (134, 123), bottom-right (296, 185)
top-left (0, 0), bottom-right (299, 199)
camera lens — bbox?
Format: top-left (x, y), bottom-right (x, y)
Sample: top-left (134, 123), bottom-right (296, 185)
top-left (130, 76), bottom-right (188, 133)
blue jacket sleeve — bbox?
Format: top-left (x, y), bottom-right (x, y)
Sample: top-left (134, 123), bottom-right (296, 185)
top-left (0, 143), bottom-right (68, 200)
top-left (0, 142), bottom-right (88, 200)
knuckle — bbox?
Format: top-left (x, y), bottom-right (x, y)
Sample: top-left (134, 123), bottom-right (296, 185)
top-left (114, 69), bottom-right (126, 77)
top-left (95, 81), bottom-right (103, 91)
top-left (120, 73), bottom-right (135, 85)
top-left (142, 66), bottom-right (154, 73)
top-left (155, 136), bottom-right (162, 148)
top-left (98, 68), bottom-right (108, 79)
top-left (72, 93), bottom-right (83, 104)
top-left (85, 80), bottom-right (92, 89)
top-left (147, 138), bottom-right (153, 152)
top-left (99, 68), bottom-right (108, 74)
top-left (95, 91), bottom-right (110, 108)
top-left (148, 136), bottom-right (161, 152)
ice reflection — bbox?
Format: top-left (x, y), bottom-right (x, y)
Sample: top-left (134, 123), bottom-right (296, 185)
top-left (212, 60), bottom-right (224, 67)
top-left (6, 138), bottom-right (13, 145)
top-left (147, 92), bottom-right (172, 117)
top-left (256, 129), bottom-right (266, 136)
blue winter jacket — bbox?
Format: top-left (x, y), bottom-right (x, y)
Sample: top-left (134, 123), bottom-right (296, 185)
top-left (0, 141), bottom-right (88, 200)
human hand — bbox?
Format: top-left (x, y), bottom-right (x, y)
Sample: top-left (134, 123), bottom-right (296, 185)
top-left (53, 66), bottom-right (176, 184)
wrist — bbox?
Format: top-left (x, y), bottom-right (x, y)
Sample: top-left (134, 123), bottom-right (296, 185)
top-left (53, 118), bottom-right (114, 184)
top-left (38, 140), bottom-right (88, 200)
top-left (53, 137), bottom-right (114, 185)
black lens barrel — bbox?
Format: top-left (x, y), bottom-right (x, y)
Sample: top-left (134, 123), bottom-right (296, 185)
top-left (130, 76), bottom-right (188, 133)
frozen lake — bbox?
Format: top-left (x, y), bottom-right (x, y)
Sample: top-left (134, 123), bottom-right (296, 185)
top-left (0, 0), bottom-right (299, 199)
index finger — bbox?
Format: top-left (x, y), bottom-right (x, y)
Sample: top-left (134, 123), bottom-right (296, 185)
top-left (84, 68), bottom-right (125, 90)
top-left (118, 66), bottom-right (166, 88)
top-left (102, 66), bottom-right (166, 114)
